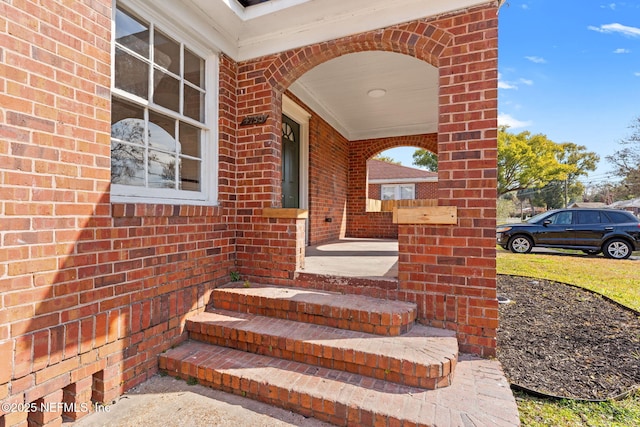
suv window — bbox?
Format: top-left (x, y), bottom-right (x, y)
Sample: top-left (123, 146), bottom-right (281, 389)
top-left (604, 210), bottom-right (636, 224)
top-left (576, 211), bottom-right (602, 224)
top-left (547, 211), bottom-right (573, 225)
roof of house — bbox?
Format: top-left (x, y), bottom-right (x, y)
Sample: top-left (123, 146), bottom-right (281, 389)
top-left (568, 202), bottom-right (607, 208)
top-left (367, 159), bottom-right (437, 183)
top-left (609, 197), bottom-right (640, 208)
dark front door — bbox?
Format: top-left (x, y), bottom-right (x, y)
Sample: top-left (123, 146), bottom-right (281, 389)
top-left (281, 114), bottom-right (300, 208)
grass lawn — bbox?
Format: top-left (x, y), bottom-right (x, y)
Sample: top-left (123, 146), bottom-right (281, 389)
top-left (497, 250), bottom-right (640, 426)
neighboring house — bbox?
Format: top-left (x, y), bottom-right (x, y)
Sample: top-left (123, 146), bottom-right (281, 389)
top-left (367, 159), bottom-right (438, 200)
top-left (609, 198), bottom-right (640, 216)
top-left (568, 202), bottom-right (607, 209)
top-left (0, 0), bottom-right (501, 424)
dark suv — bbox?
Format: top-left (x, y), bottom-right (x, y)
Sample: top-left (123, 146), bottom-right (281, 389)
top-left (497, 208), bottom-right (640, 259)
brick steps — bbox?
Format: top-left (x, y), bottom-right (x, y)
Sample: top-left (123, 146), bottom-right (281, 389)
top-left (159, 341), bottom-right (518, 427)
top-left (187, 309), bottom-right (458, 389)
top-left (209, 283), bottom-right (416, 336)
top-left (160, 284), bottom-right (520, 426)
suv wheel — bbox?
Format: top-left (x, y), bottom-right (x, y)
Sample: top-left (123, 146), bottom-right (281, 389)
top-left (508, 235), bottom-right (533, 254)
top-left (603, 239), bottom-right (632, 260)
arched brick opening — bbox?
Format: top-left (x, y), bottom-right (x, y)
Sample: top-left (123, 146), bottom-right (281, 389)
top-left (348, 134), bottom-right (438, 238)
top-left (263, 23), bottom-right (449, 240)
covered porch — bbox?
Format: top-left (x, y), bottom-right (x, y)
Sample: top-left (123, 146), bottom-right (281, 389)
top-left (302, 238), bottom-right (399, 279)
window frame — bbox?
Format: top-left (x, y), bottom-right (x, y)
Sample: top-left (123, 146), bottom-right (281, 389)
top-left (110, 2), bottom-right (219, 206)
top-left (380, 183), bottom-right (415, 201)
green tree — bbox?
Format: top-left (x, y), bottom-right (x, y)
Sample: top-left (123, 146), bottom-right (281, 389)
top-left (606, 115), bottom-right (640, 197)
top-left (412, 149), bottom-right (438, 171)
top-left (498, 127), bottom-right (572, 197)
top-left (555, 142), bottom-right (599, 206)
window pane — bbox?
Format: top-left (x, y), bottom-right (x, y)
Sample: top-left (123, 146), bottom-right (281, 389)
top-left (400, 185), bottom-right (414, 200)
top-left (111, 143), bottom-right (145, 186)
top-left (148, 111), bottom-right (177, 152)
top-left (184, 48), bottom-right (204, 88)
top-left (381, 186), bottom-right (395, 200)
top-left (115, 48), bottom-right (149, 98)
top-left (179, 122), bottom-right (200, 158)
top-left (148, 149), bottom-right (176, 188)
top-left (115, 8), bottom-right (149, 58)
top-left (550, 211), bottom-right (573, 225)
top-left (154, 30), bottom-right (180, 74)
top-left (180, 158), bottom-right (201, 191)
top-left (111, 99), bottom-right (144, 144)
top-left (605, 211), bottom-right (635, 224)
top-left (153, 69), bottom-right (179, 112)
top-left (183, 85), bottom-right (203, 122)
top-left (111, 99), bottom-right (146, 186)
top-left (577, 211), bottom-right (600, 224)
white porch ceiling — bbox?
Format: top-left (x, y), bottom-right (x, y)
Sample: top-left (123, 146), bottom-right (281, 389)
top-left (289, 51), bottom-right (439, 140)
top-left (136, 0), bottom-right (491, 141)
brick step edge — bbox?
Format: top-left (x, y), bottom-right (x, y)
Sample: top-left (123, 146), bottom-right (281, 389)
top-left (209, 284), bottom-right (417, 336)
top-left (186, 310), bottom-right (457, 390)
top-left (159, 341), bottom-right (521, 427)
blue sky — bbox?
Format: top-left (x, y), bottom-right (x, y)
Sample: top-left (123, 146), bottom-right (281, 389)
top-left (384, 1), bottom-right (640, 188)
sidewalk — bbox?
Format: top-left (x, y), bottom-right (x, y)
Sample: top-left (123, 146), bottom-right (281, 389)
top-left (67, 375), bottom-right (331, 427)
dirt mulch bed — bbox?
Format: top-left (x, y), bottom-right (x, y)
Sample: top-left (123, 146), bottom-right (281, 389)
top-left (497, 275), bottom-right (640, 400)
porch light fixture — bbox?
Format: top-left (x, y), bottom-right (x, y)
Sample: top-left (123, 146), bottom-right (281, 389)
top-left (367, 88), bottom-right (386, 98)
top-left (237, 0), bottom-right (271, 6)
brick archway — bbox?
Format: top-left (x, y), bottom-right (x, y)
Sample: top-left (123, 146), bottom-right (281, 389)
top-left (347, 134), bottom-right (439, 238)
top-left (266, 23), bottom-right (452, 93)
top-left (360, 134), bottom-right (438, 160)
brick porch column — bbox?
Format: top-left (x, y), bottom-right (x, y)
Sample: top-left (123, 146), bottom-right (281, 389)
top-left (398, 6), bottom-right (499, 357)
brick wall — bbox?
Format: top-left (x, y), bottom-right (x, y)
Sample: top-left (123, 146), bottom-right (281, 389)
top-left (304, 96), bottom-right (349, 245)
top-left (0, 2), bottom-right (236, 425)
top-left (416, 182), bottom-right (439, 199)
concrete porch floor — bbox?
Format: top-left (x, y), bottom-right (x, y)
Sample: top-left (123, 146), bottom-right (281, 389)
top-left (302, 238), bottom-right (399, 279)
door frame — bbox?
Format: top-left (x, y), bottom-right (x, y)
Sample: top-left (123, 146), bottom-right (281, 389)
top-left (282, 94), bottom-right (311, 242)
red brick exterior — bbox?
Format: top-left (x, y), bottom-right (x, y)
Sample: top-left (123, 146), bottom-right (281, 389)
top-left (0, 2), bottom-right (236, 424)
top-left (1, 0), bottom-right (498, 422)
top-left (304, 96), bottom-right (349, 245)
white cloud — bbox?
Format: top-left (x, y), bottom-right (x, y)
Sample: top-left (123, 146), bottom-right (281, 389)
top-left (498, 113), bottom-right (532, 129)
top-left (499, 81), bottom-right (516, 89)
top-left (635, 72), bottom-right (640, 77)
top-left (525, 56), bottom-right (546, 64)
top-left (498, 72), bottom-right (516, 89)
top-left (498, 73), bottom-right (534, 90)
top-left (588, 23), bottom-right (640, 37)
top-left (613, 48), bottom-right (631, 53)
